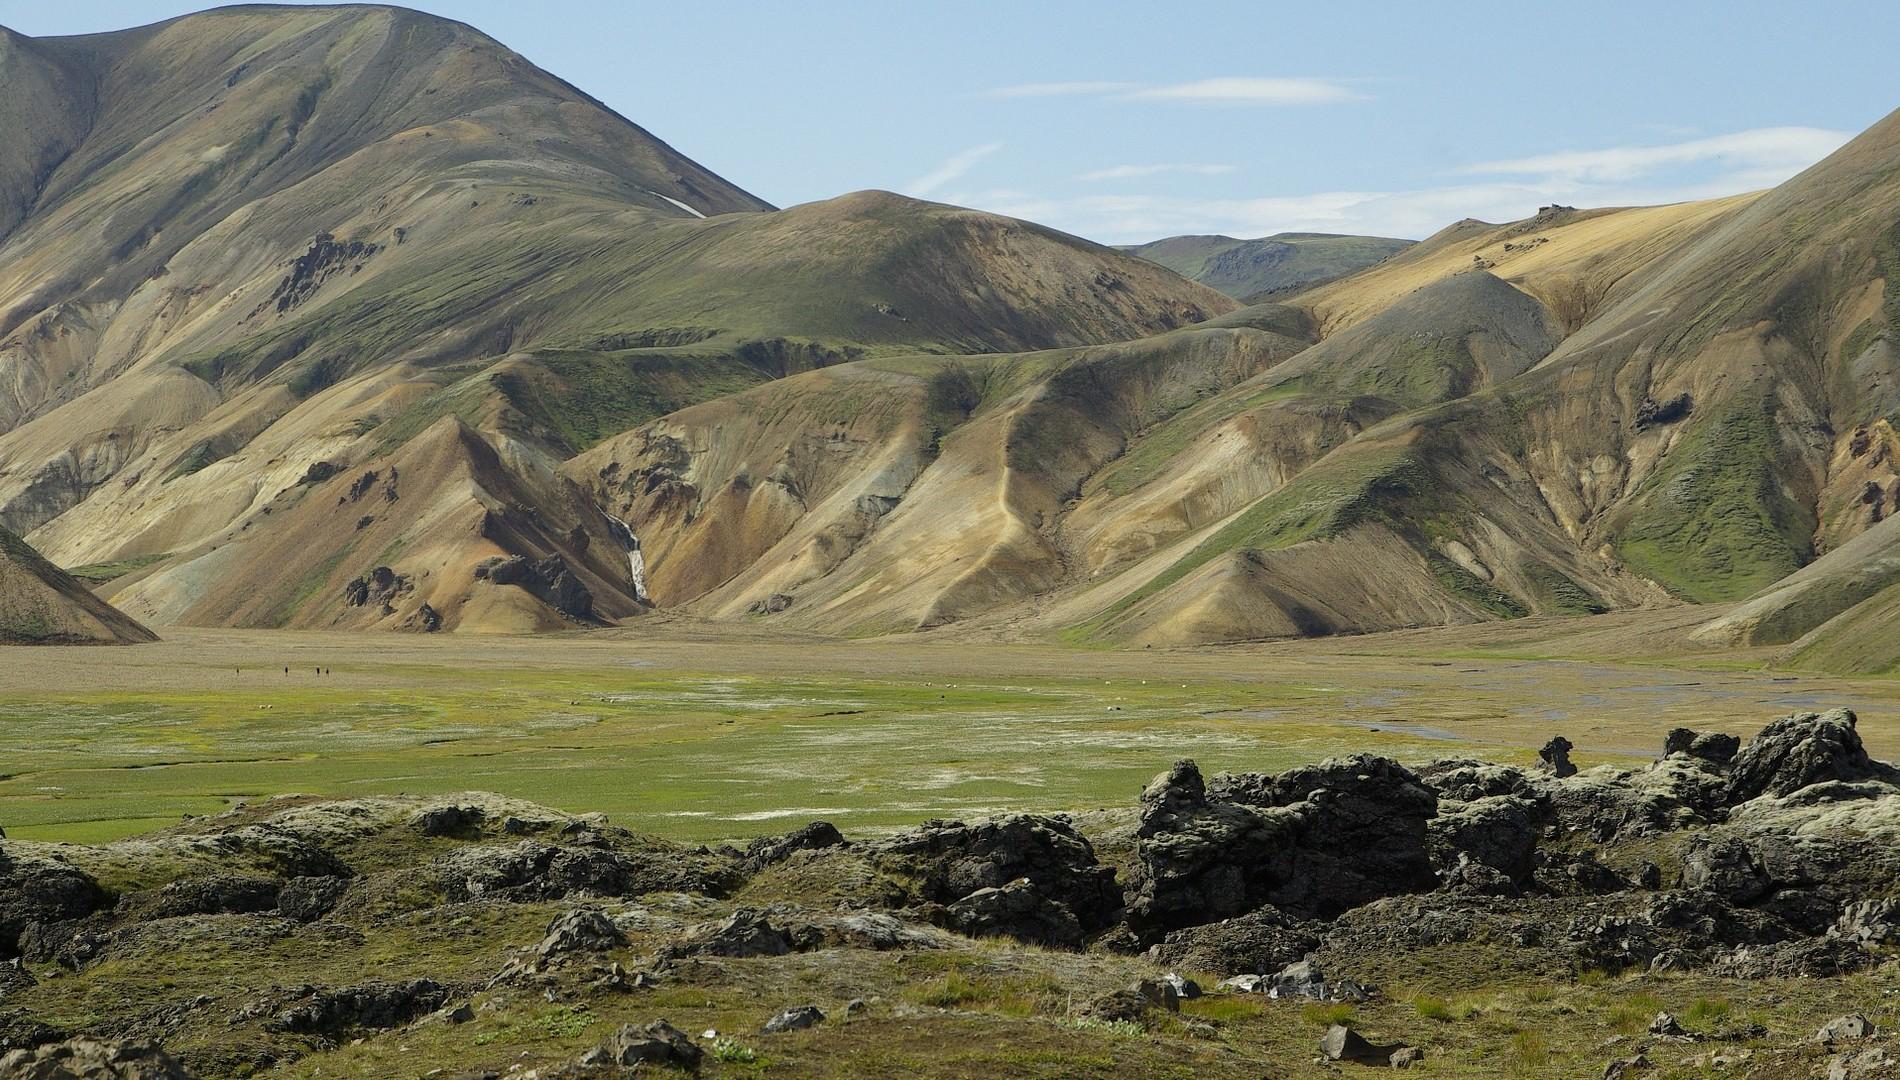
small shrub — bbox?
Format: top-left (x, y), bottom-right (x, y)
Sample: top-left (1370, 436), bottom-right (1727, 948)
top-left (1685, 997), bottom-right (1733, 1030)
top-left (1507, 1029), bottom-right (1550, 1074)
top-left (907, 972), bottom-right (986, 1008)
top-left (713, 1039), bottom-right (765, 1065)
top-left (1413, 994), bottom-right (1454, 1021)
top-left (1606, 992), bottom-right (1664, 1034)
top-left (1302, 1002), bottom-right (1357, 1027)
top-left (1056, 1016), bottom-right (1145, 1038)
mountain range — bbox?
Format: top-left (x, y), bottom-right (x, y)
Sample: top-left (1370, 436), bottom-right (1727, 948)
top-left (3, 5), bottom-right (1899, 673)
top-left (1121, 231), bottom-right (1413, 299)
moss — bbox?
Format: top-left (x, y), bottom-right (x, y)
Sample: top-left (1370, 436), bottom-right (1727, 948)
top-left (1074, 446), bottom-right (1429, 640)
top-left (165, 442), bottom-right (224, 481)
top-left (63, 553), bottom-right (171, 584)
top-left (1615, 395), bottom-right (1813, 603)
top-left (493, 349), bottom-right (767, 453)
top-left (1429, 553), bottom-right (1529, 618)
top-left (1524, 564), bottom-right (1609, 615)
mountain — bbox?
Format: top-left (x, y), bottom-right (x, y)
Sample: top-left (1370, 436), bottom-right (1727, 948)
top-left (12, 5), bottom-right (1900, 656)
top-left (0, 5), bottom-right (1232, 633)
top-left (1123, 232), bottom-right (1414, 299)
top-left (575, 107), bottom-right (1900, 653)
top-left (0, 526), bottom-right (155, 643)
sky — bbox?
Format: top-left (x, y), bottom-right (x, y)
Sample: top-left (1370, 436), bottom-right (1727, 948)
top-left (5, 1), bottom-right (1897, 243)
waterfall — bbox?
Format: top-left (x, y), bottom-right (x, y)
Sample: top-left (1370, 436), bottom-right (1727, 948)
top-left (601, 511), bottom-right (649, 603)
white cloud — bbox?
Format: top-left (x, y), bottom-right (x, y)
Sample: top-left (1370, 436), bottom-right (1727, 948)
top-left (1121, 76), bottom-right (1365, 106)
top-left (935, 124), bottom-right (1852, 244)
top-left (983, 81), bottom-right (1141, 98)
top-left (1458, 126), bottom-right (1851, 183)
top-left (1079, 163), bottom-right (1238, 182)
top-left (979, 77), bottom-right (1364, 106)
top-left (905, 142), bottom-right (1004, 197)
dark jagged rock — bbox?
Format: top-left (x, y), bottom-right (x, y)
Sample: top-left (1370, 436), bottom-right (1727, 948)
top-left (436, 839), bottom-right (737, 902)
top-left (666, 906), bottom-right (937, 960)
top-left (868, 814), bottom-right (1119, 944)
top-left (143, 874), bottom-right (280, 919)
top-left (1533, 848), bottom-right (1629, 896)
top-left (572, 1021), bottom-right (702, 1072)
top-left (484, 554), bottom-right (595, 620)
top-left (0, 1037), bottom-right (192, 1079)
top-left (1415, 759), bottom-right (1543, 802)
top-left (1539, 736), bottom-right (1578, 778)
top-left (268, 979), bottom-right (452, 1034)
top-left (1144, 905), bottom-right (1321, 977)
top-left (668, 908), bottom-right (791, 958)
top-left (1264, 959), bottom-right (1369, 1002)
top-left (536, 908), bottom-right (627, 959)
top-left (412, 804), bottom-right (486, 838)
top-left (1664, 728), bottom-right (1740, 764)
top-left (742, 821), bottom-right (844, 872)
top-left (1429, 794), bottom-right (1543, 886)
top-left (1709, 937), bottom-right (1874, 978)
top-left (0, 849), bottom-right (107, 957)
top-left (942, 878), bottom-right (1086, 947)
top-left (276, 876), bottom-right (351, 922)
top-left (1126, 757), bottom-right (1436, 940)
top-left (1727, 709), bottom-right (1890, 802)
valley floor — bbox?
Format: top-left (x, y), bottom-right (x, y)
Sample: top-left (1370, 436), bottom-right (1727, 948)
top-left (2, 609), bottom-right (1895, 845)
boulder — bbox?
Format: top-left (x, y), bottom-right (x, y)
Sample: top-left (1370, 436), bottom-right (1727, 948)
top-left (1830, 1048), bottom-right (1896, 1080)
top-left (436, 839), bottom-right (735, 902)
top-left (0, 849), bottom-right (106, 957)
top-left (269, 979), bottom-right (452, 1034)
top-left (143, 874), bottom-right (279, 919)
top-left (412, 805), bottom-right (485, 838)
top-left (535, 908), bottom-right (626, 960)
top-left (1126, 757), bottom-right (1436, 939)
top-left (0, 1038), bottom-right (192, 1079)
top-left (943, 878), bottom-right (1085, 948)
top-left (762, 1005), bottom-right (824, 1033)
top-left (869, 815), bottom-right (1119, 939)
top-left (742, 821), bottom-right (844, 872)
top-left (1727, 709), bottom-right (1890, 803)
top-left (576, 1021), bottom-right (702, 1071)
top-left (277, 876), bottom-right (351, 922)
top-left (1264, 959), bottom-right (1368, 1002)
top-left (1663, 728), bottom-right (1739, 764)
top-left (669, 909), bottom-right (791, 958)
top-left (1319, 1024), bottom-right (1409, 1064)
top-left (1817, 1015), bottom-right (1877, 1044)
top-left (1428, 794), bottom-right (1542, 886)
top-left (1145, 905), bottom-right (1321, 977)
top-left (1539, 736), bottom-right (1578, 778)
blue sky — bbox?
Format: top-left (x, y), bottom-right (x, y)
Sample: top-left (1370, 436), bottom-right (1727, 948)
top-left (6, 1), bottom-right (1896, 242)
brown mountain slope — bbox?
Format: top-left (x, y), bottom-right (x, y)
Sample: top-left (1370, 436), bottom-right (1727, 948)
top-left (0, 527), bottom-right (155, 644)
top-left (0, 5), bottom-right (1232, 633)
top-left (569, 105), bottom-right (1900, 648)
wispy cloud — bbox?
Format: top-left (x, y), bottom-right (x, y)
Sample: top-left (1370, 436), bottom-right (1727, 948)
top-left (1122, 77), bottom-right (1365, 106)
top-left (984, 81), bottom-right (1140, 98)
top-left (1079, 163), bottom-right (1238, 182)
top-left (906, 142), bottom-right (1004, 197)
top-left (935, 125), bottom-right (1852, 244)
top-left (1458, 126), bottom-right (1851, 183)
top-left (980, 76), bottom-right (1366, 106)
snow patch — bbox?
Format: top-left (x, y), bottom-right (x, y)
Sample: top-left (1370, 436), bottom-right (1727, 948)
top-left (645, 190), bottom-right (705, 219)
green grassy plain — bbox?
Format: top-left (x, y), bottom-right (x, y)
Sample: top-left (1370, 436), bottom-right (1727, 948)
top-left (8, 615), bottom-right (1900, 845)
